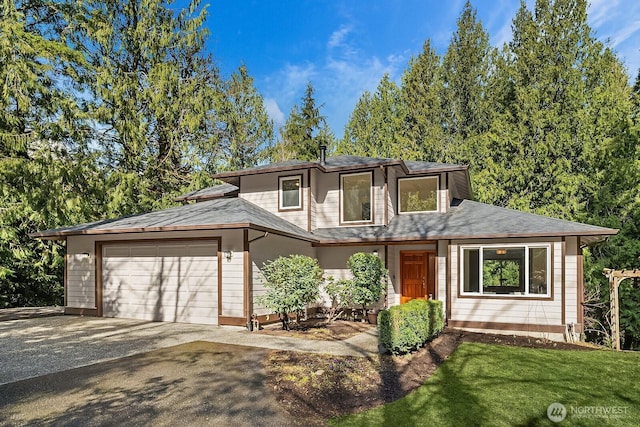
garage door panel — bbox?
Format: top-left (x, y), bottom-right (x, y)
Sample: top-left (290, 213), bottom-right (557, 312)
top-left (102, 241), bottom-right (218, 325)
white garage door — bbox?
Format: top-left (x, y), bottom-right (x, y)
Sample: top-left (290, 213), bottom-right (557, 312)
top-left (102, 241), bottom-right (218, 325)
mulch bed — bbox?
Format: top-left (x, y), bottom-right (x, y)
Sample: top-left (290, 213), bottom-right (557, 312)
top-left (264, 327), bottom-right (596, 423)
top-left (257, 317), bottom-right (375, 341)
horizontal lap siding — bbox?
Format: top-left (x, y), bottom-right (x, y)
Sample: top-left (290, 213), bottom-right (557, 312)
top-left (251, 235), bottom-right (315, 315)
top-left (564, 237), bottom-right (578, 324)
top-left (387, 167), bottom-right (396, 221)
top-left (67, 237), bottom-right (96, 308)
top-left (438, 241), bottom-right (448, 316)
top-left (316, 245), bottom-right (385, 309)
top-left (449, 239), bottom-right (563, 327)
top-left (240, 173), bottom-right (308, 230)
top-left (315, 172), bottom-right (339, 228)
top-left (67, 230), bottom-right (245, 322)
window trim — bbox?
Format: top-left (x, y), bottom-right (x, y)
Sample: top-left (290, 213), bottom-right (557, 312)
top-left (459, 243), bottom-right (552, 298)
top-left (397, 175), bottom-right (440, 214)
top-left (278, 174), bottom-right (303, 211)
top-left (340, 171), bottom-right (374, 225)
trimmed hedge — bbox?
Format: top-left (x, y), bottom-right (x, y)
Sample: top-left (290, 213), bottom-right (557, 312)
top-left (378, 299), bottom-right (444, 355)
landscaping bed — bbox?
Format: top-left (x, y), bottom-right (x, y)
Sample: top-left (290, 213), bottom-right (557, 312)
top-left (257, 318), bottom-right (375, 341)
top-left (265, 328), bottom-right (596, 423)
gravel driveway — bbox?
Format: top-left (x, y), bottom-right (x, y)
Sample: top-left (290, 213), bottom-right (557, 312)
top-left (0, 317), bottom-right (308, 426)
top-left (0, 316), bottom-right (229, 386)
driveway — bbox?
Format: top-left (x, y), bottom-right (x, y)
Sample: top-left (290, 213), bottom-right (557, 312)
top-left (0, 317), bottom-right (312, 426)
top-left (0, 316), bottom-right (233, 386)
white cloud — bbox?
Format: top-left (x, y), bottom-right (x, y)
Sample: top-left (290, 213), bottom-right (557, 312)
top-left (610, 19), bottom-right (640, 47)
top-left (589, 0), bottom-right (621, 28)
top-left (264, 98), bottom-right (285, 126)
top-left (327, 25), bottom-right (352, 49)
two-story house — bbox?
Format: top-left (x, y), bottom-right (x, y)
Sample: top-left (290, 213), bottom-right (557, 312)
top-left (32, 148), bottom-right (617, 341)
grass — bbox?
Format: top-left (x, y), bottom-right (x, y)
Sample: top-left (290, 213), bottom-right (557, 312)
top-left (330, 343), bottom-right (640, 427)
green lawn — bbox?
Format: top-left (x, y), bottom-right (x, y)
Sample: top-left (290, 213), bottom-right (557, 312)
top-left (330, 343), bottom-right (640, 427)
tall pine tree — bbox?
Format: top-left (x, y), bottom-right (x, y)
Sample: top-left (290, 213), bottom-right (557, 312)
top-left (271, 82), bottom-right (325, 162)
top-left (217, 63), bottom-right (273, 171)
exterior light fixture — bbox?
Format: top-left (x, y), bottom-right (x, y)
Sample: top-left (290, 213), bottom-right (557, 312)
top-left (373, 249), bottom-right (379, 256)
top-left (224, 250), bottom-right (233, 262)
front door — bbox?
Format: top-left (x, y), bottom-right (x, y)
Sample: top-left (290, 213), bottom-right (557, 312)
top-left (400, 251), bottom-right (436, 303)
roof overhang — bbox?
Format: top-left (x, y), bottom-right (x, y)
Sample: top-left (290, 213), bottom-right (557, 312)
top-left (212, 159), bottom-right (469, 181)
top-left (29, 223), bottom-right (319, 243)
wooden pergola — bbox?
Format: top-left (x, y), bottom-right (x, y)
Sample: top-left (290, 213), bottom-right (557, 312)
top-left (604, 269), bottom-right (640, 351)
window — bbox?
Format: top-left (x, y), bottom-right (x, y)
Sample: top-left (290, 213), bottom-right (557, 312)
top-left (461, 245), bottom-right (550, 296)
top-left (279, 175), bottom-right (302, 210)
top-left (341, 172), bottom-right (372, 223)
top-left (398, 176), bottom-right (438, 213)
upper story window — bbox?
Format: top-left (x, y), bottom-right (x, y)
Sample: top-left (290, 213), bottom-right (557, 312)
top-left (398, 176), bottom-right (438, 213)
top-left (461, 244), bottom-right (551, 297)
top-left (341, 172), bottom-right (372, 224)
top-left (279, 175), bottom-right (302, 210)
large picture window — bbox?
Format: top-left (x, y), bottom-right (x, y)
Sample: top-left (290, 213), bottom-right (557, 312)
top-left (461, 245), bottom-right (550, 297)
top-left (279, 175), bottom-right (302, 210)
top-left (341, 172), bottom-right (372, 223)
top-left (398, 176), bottom-right (438, 213)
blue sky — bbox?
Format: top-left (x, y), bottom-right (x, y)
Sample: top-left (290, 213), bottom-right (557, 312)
top-left (196, 0), bottom-right (640, 137)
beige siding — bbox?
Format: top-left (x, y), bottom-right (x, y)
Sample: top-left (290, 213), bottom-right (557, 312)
top-left (251, 234), bottom-right (315, 315)
top-left (437, 240), bottom-right (448, 317)
top-left (438, 172), bottom-right (449, 213)
top-left (240, 173), bottom-right (308, 230)
top-left (310, 169), bottom-right (317, 230)
top-left (315, 172), bottom-right (339, 228)
top-left (387, 167), bottom-right (396, 223)
top-left (564, 237), bottom-right (579, 324)
top-left (316, 245), bottom-right (386, 308)
top-left (66, 229), bottom-right (245, 320)
top-left (449, 238), bottom-right (565, 329)
top-left (218, 231), bottom-right (244, 318)
top-left (66, 236), bottom-right (96, 309)
top-left (386, 246), bottom-right (398, 306)
top-left (373, 168), bottom-right (385, 225)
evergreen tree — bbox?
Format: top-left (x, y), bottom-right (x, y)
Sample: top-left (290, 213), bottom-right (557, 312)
top-left (72, 0), bottom-right (221, 213)
top-left (441, 1), bottom-right (492, 145)
top-left (339, 73), bottom-right (405, 158)
top-left (0, 0), bottom-right (102, 306)
top-left (475, 0), bottom-right (625, 219)
top-left (217, 64), bottom-right (273, 171)
top-left (271, 82), bottom-right (325, 162)
top-left (400, 41), bottom-right (445, 161)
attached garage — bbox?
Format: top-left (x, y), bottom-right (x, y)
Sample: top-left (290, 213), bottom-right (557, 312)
top-left (101, 240), bottom-right (220, 325)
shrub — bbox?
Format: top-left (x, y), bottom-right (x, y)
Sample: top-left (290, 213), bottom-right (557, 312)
top-left (324, 277), bottom-right (353, 321)
top-left (347, 252), bottom-right (387, 314)
top-left (256, 254), bottom-right (323, 330)
top-left (378, 299), bottom-right (444, 355)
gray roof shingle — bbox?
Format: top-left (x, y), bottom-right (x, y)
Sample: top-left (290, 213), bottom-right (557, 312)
top-left (31, 198), bottom-right (315, 241)
top-left (211, 155), bottom-right (467, 179)
top-left (312, 199), bottom-right (617, 243)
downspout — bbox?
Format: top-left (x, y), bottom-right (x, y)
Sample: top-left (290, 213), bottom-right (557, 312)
top-left (246, 231), bottom-right (269, 330)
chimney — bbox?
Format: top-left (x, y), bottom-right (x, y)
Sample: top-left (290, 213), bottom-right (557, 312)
top-left (319, 144), bottom-right (327, 166)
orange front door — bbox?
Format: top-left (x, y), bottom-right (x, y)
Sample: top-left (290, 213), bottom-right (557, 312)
top-left (400, 251), bottom-right (436, 304)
